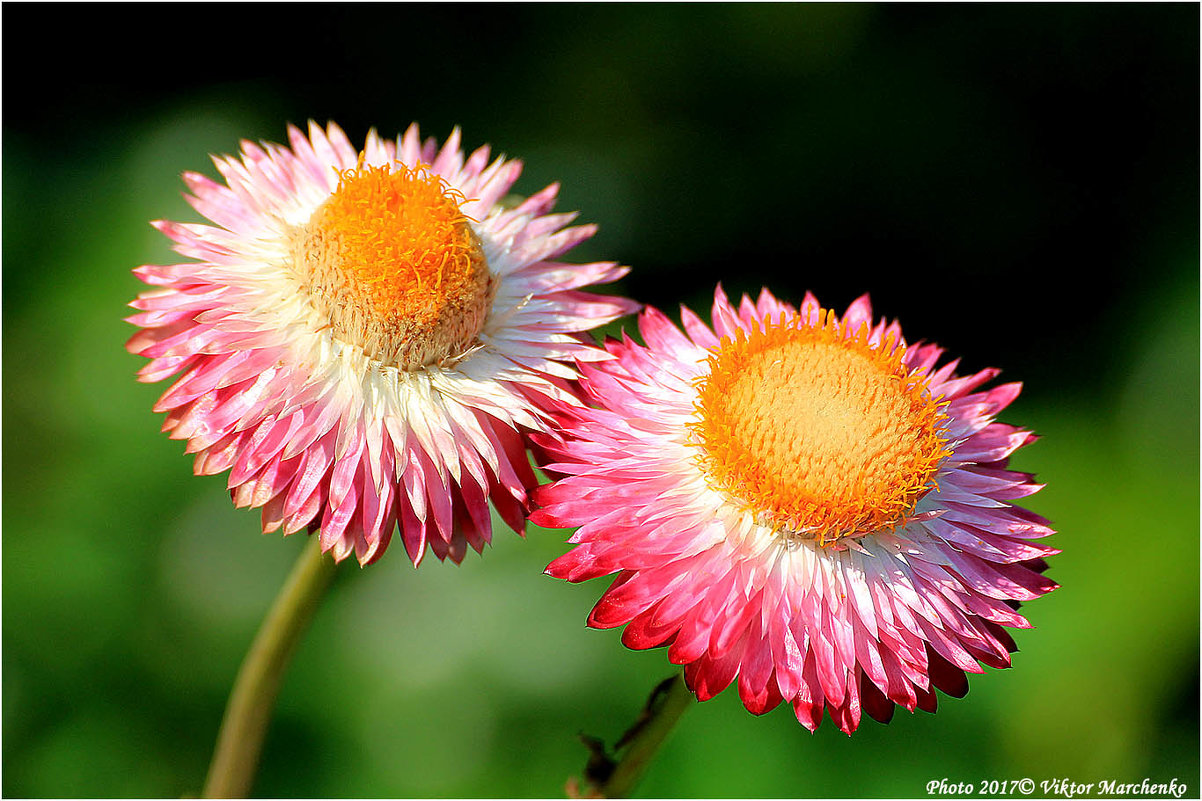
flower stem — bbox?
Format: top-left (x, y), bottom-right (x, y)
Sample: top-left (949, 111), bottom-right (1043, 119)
top-left (202, 535), bottom-right (339, 799)
top-left (570, 673), bottom-right (694, 798)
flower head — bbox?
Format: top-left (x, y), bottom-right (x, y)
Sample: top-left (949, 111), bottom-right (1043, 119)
top-left (127, 122), bottom-right (637, 566)
top-left (533, 286), bottom-right (1057, 734)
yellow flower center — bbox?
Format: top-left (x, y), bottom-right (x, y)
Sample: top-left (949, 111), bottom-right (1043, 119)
top-left (292, 160), bottom-right (495, 368)
top-left (694, 310), bottom-right (950, 545)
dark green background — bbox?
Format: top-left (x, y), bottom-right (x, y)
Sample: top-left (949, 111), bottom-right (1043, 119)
top-left (4, 4), bottom-right (1198, 798)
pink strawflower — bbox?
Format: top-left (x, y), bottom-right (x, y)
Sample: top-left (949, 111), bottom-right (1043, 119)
top-left (127, 122), bottom-right (637, 566)
top-left (533, 286), bottom-right (1058, 734)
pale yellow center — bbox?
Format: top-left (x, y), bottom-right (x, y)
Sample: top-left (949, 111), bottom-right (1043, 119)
top-left (694, 311), bottom-right (949, 545)
top-left (291, 160), bottom-right (495, 368)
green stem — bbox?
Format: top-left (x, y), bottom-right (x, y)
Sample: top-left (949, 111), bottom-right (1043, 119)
top-left (202, 535), bottom-right (339, 798)
top-left (575, 673), bottom-right (694, 798)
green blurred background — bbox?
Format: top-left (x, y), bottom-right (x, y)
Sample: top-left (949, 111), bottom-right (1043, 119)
top-left (3, 4), bottom-right (1198, 798)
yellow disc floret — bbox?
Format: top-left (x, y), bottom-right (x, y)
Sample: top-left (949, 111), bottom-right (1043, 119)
top-left (694, 310), bottom-right (950, 545)
top-left (292, 159), bottom-right (495, 368)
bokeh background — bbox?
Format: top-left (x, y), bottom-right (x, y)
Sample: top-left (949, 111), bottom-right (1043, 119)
top-left (3, 4), bottom-right (1198, 798)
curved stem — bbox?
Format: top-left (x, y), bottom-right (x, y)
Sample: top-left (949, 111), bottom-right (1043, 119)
top-left (202, 535), bottom-right (339, 798)
top-left (571, 672), bottom-right (694, 798)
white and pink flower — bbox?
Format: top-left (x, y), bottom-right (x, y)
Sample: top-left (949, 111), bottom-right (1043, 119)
top-left (127, 121), bottom-right (637, 566)
top-left (534, 286), bottom-right (1057, 733)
